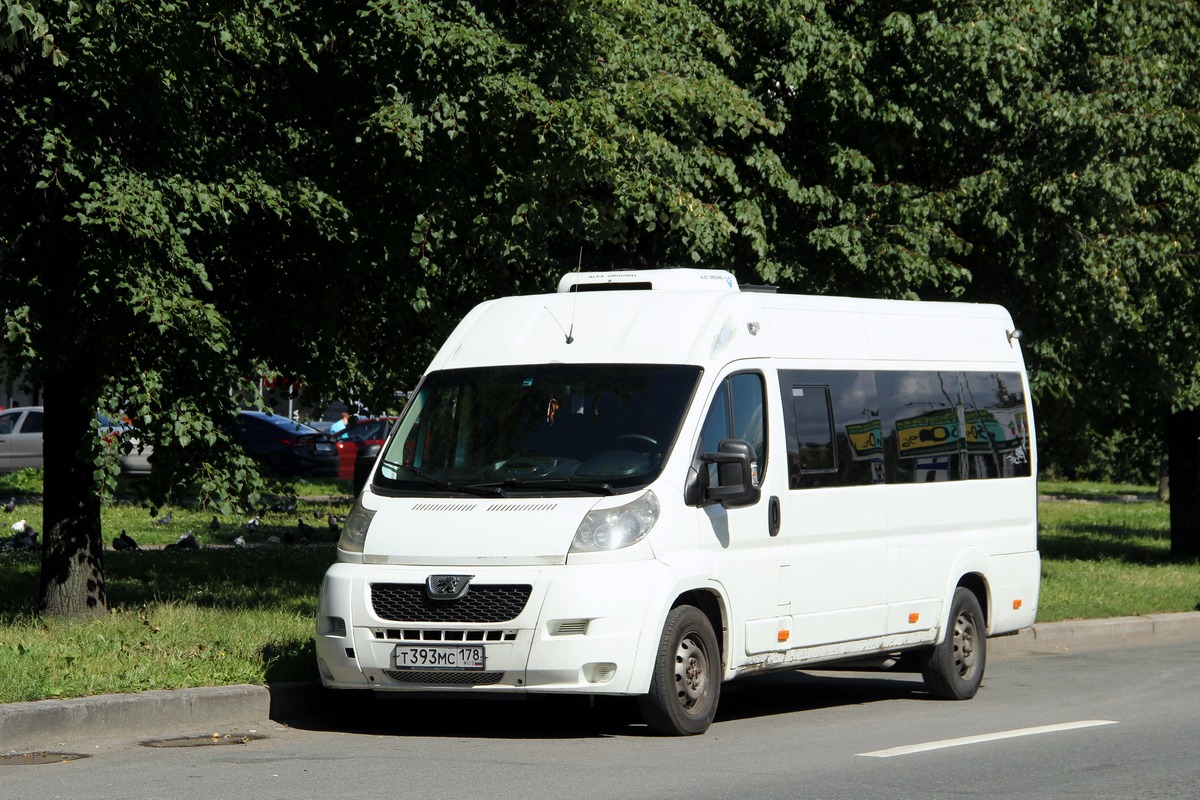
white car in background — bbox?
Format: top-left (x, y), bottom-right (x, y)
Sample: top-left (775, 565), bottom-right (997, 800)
top-left (0, 406), bottom-right (44, 472)
top-left (0, 407), bottom-right (151, 474)
top-left (97, 413), bottom-right (153, 475)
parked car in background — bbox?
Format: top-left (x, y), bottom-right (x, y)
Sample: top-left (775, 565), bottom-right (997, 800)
top-left (334, 417), bottom-right (396, 480)
top-left (0, 407), bottom-right (154, 475)
top-left (0, 406), bottom-right (44, 472)
top-left (234, 411), bottom-right (339, 477)
top-left (97, 413), bottom-right (153, 475)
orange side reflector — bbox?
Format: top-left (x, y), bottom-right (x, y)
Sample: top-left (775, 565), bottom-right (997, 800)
top-left (1013, 599), bottom-right (1023, 610)
top-left (908, 613), bottom-right (919, 624)
top-left (778, 630), bottom-right (790, 643)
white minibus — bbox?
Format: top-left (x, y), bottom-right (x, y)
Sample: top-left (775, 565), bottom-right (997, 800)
top-left (316, 269), bottom-right (1039, 735)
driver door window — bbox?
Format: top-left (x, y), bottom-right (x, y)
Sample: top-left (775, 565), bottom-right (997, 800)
top-left (699, 372), bottom-right (767, 483)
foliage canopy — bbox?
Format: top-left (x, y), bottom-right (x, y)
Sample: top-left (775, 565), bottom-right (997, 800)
top-left (2, 0), bottom-right (1199, 614)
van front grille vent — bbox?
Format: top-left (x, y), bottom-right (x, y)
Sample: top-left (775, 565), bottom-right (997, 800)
top-left (370, 583), bottom-right (532, 623)
top-left (486, 503), bottom-right (559, 512)
top-left (411, 503), bottom-right (478, 512)
top-left (374, 628), bottom-right (518, 643)
top-left (383, 670), bottom-right (505, 686)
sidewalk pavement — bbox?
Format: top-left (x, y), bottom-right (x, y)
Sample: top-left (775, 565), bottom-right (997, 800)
top-left (3, 612), bottom-right (1199, 751)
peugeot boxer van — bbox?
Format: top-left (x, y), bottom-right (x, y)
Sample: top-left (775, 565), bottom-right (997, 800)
top-left (316, 269), bottom-right (1039, 735)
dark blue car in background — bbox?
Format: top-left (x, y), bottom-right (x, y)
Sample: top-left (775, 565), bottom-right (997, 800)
top-left (233, 411), bottom-right (339, 477)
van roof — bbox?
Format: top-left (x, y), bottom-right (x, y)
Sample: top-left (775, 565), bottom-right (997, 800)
top-left (428, 270), bottom-right (1024, 373)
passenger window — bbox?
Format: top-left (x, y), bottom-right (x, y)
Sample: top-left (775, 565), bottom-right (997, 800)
top-left (779, 370), bottom-right (882, 489)
top-left (779, 369), bottom-right (1028, 487)
top-left (20, 412), bottom-right (44, 434)
top-left (877, 371), bottom-right (965, 483)
top-left (960, 372), bottom-right (1032, 479)
top-left (790, 386), bottom-right (835, 473)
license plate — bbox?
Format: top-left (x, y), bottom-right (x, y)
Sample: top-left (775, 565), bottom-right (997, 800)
top-left (393, 644), bottom-right (487, 670)
top-left (314, 442), bottom-right (334, 453)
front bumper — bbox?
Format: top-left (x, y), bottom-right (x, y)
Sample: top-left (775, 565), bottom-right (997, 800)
top-left (315, 559), bottom-right (670, 695)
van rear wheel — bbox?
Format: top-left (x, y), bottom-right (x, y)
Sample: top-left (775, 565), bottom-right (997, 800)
top-left (921, 587), bottom-right (986, 700)
top-left (638, 605), bottom-right (720, 735)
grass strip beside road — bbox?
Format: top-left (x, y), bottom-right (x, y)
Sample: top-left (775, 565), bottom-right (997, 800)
top-left (0, 477), bottom-right (1197, 705)
top-left (1036, 492), bottom-right (1197, 620)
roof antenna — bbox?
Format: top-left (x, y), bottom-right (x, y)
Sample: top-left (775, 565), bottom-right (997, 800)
top-left (543, 306), bottom-right (574, 344)
top-left (543, 250), bottom-right (582, 344)
top-left (558, 248), bottom-right (583, 344)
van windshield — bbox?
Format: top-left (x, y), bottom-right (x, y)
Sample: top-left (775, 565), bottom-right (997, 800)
top-left (374, 364), bottom-right (702, 496)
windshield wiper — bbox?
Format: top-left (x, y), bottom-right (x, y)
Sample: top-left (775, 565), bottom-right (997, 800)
top-left (381, 460), bottom-right (508, 498)
top-left (477, 478), bottom-right (616, 496)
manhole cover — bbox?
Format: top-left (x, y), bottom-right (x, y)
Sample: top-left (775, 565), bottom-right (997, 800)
top-left (140, 732), bottom-right (267, 748)
top-left (0, 752), bottom-right (90, 766)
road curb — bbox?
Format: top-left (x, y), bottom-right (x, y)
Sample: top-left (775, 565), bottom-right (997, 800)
top-left (4, 613), bottom-right (1200, 750)
top-left (0, 681), bottom-right (334, 752)
top-left (989, 611), bottom-right (1200, 655)
top-left (1, 684), bottom-right (270, 751)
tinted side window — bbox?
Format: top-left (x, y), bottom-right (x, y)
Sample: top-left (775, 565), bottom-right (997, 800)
top-left (877, 371), bottom-right (966, 483)
top-left (779, 369), bottom-right (1032, 490)
top-left (729, 373), bottom-right (766, 469)
top-left (699, 372), bottom-right (767, 483)
top-left (960, 372), bottom-right (1032, 478)
top-left (876, 370), bottom-right (1031, 482)
top-left (780, 370), bottom-right (882, 489)
top-left (790, 386), bottom-right (835, 473)
top-left (20, 411), bottom-right (44, 434)
top-left (699, 383), bottom-right (730, 457)
top-left (236, 417), bottom-right (272, 445)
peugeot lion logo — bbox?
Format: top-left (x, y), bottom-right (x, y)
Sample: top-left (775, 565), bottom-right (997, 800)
top-left (426, 574), bottom-right (473, 601)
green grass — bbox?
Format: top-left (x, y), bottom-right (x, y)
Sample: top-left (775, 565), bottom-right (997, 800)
top-left (0, 474), bottom-right (1197, 705)
top-left (0, 546), bottom-right (335, 704)
top-left (1036, 489), bottom-right (1198, 621)
top-left (1038, 478), bottom-right (1161, 498)
top-left (0, 469), bottom-right (351, 704)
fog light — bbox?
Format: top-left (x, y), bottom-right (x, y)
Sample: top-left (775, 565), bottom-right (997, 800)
top-left (582, 663), bottom-right (617, 684)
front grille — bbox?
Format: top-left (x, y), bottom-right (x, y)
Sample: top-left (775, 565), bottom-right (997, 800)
top-left (375, 628), bottom-right (517, 643)
top-left (370, 583), bottom-right (532, 623)
top-left (384, 670), bottom-right (505, 686)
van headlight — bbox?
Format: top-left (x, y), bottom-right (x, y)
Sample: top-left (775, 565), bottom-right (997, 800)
top-left (338, 498), bottom-right (375, 555)
top-left (570, 491), bottom-right (660, 553)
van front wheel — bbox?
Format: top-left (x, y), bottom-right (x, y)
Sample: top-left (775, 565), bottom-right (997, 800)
top-left (638, 605), bottom-right (720, 735)
top-left (921, 587), bottom-right (986, 700)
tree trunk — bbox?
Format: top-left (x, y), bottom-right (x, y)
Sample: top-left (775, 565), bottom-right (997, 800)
top-left (1167, 409), bottom-right (1200, 560)
top-left (38, 358), bottom-right (107, 617)
top-left (1158, 455), bottom-right (1169, 503)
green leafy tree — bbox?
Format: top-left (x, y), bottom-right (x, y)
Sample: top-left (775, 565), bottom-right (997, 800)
top-left (1, 1), bottom-right (362, 616)
top-left (707, 0), bottom-right (1200, 554)
top-left (1, 0), bottom-right (780, 617)
top-left (7, 0), bottom-right (1198, 626)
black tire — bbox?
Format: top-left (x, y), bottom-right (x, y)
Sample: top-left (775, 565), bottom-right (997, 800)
top-left (638, 605), bottom-right (721, 735)
top-left (921, 587), bottom-right (986, 700)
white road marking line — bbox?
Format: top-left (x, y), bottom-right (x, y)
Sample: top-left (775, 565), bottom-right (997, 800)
top-left (858, 720), bottom-right (1119, 758)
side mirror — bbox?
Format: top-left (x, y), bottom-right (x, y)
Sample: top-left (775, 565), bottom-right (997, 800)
top-left (354, 442), bottom-right (384, 497)
top-left (689, 439), bottom-right (761, 509)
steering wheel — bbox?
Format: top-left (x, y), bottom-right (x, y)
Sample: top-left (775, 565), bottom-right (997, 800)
top-left (615, 433), bottom-right (658, 448)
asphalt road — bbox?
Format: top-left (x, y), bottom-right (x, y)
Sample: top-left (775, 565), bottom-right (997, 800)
top-left (3, 633), bottom-right (1199, 800)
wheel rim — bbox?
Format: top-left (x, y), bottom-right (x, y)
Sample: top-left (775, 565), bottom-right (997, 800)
top-left (953, 610), bottom-right (979, 680)
top-left (672, 631), bottom-right (711, 715)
